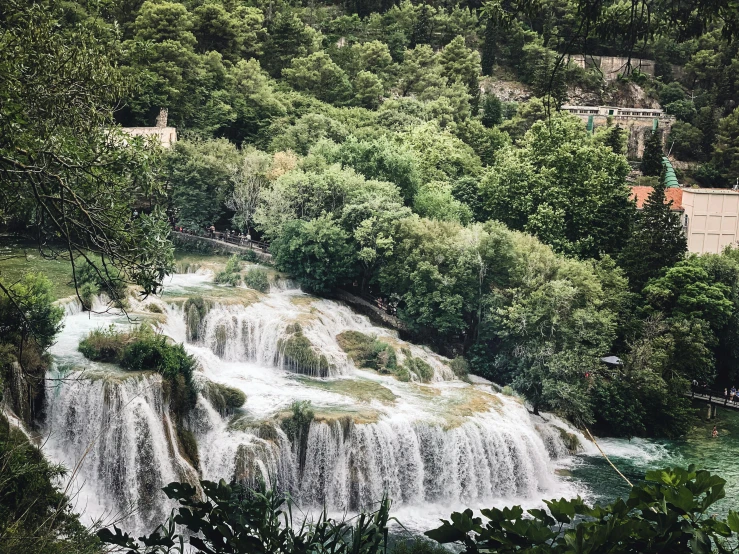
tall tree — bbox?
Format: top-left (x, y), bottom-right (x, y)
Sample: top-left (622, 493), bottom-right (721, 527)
top-left (0, 0), bottom-right (174, 309)
top-left (481, 93), bottom-right (503, 127)
top-left (618, 184), bottom-right (687, 292)
top-left (713, 107), bottom-right (739, 186)
top-left (641, 130), bottom-right (664, 177)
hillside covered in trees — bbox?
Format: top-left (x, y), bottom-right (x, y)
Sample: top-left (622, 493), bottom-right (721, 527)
top-left (4, 0), bottom-right (739, 440)
top-left (5, 0), bottom-right (739, 552)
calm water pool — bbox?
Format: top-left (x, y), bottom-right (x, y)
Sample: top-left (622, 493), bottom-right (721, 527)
top-left (572, 403), bottom-right (739, 516)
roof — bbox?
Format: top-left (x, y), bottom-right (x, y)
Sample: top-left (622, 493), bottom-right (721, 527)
top-left (630, 186), bottom-right (683, 211)
top-left (600, 356), bottom-right (623, 366)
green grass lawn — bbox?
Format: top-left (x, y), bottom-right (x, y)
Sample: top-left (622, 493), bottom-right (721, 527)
top-left (0, 236), bottom-right (77, 299)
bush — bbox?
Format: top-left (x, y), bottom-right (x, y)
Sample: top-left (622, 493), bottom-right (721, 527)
top-left (79, 326), bottom-right (197, 417)
top-left (224, 254), bottom-right (241, 274)
top-left (426, 466), bottom-right (739, 554)
top-left (278, 330), bottom-right (331, 377)
top-left (214, 271), bottom-right (241, 286)
top-left (204, 381), bottom-right (246, 414)
top-left (336, 331), bottom-right (397, 373)
top-left (243, 268), bottom-right (270, 293)
top-left (449, 356), bottom-right (469, 379)
top-left (99, 479), bottom-right (391, 554)
top-left (78, 325), bottom-right (128, 362)
top-left (239, 250), bottom-right (258, 263)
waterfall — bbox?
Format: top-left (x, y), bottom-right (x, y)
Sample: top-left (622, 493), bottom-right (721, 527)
top-left (44, 371), bottom-right (189, 532)
top-left (40, 274), bottom-right (591, 537)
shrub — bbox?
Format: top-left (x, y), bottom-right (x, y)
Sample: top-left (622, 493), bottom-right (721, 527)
top-left (214, 271), bottom-right (241, 286)
top-left (426, 466), bottom-right (739, 554)
top-left (449, 356), bottom-right (469, 379)
top-left (79, 326), bottom-right (197, 418)
top-left (239, 250), bottom-right (258, 263)
top-left (78, 325), bottom-right (128, 362)
top-left (99, 479), bottom-right (391, 554)
top-left (336, 331), bottom-right (397, 373)
top-left (243, 268), bottom-right (270, 293)
top-left (224, 254), bottom-right (241, 274)
top-left (204, 381), bottom-right (246, 414)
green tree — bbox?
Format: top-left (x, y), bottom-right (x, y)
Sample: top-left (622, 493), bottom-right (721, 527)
top-left (641, 130), bottom-right (665, 176)
top-left (261, 12), bottom-right (321, 77)
top-left (481, 114), bottom-right (633, 258)
top-left (191, 3), bottom-right (264, 60)
top-left (669, 121), bottom-right (705, 161)
top-left (413, 182), bottom-right (473, 224)
top-left (618, 184), bottom-right (687, 292)
top-left (332, 137), bottom-right (422, 204)
top-left (167, 139), bottom-right (241, 230)
top-left (134, 1), bottom-right (196, 47)
top-left (282, 52), bottom-right (353, 105)
top-left (271, 215), bottom-right (357, 293)
top-left (353, 71), bottom-right (384, 109)
top-left (713, 107), bottom-right (739, 185)
top-left (481, 93), bottom-right (502, 127)
top-left (439, 36), bottom-right (481, 99)
top-left (0, 0), bottom-right (175, 312)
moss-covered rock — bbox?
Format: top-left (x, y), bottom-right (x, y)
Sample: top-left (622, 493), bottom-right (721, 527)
top-left (278, 324), bottom-right (331, 377)
top-left (396, 352), bottom-right (434, 383)
top-left (203, 381), bottom-right (246, 414)
top-left (336, 331), bottom-right (397, 373)
top-left (177, 427), bottom-right (199, 469)
top-left (280, 400), bottom-right (314, 470)
top-left (556, 426), bottom-right (581, 454)
top-left (184, 296), bottom-right (209, 342)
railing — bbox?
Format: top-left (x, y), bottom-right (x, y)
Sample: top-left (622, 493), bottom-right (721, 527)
top-left (172, 229), bottom-right (270, 253)
top-left (689, 385), bottom-right (739, 407)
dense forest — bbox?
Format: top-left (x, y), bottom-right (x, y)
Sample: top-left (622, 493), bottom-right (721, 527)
top-left (27, 0), bottom-right (738, 436)
top-left (3, 0), bottom-right (739, 551)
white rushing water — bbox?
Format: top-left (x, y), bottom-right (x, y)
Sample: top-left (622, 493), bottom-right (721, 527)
top-left (41, 271), bottom-right (596, 536)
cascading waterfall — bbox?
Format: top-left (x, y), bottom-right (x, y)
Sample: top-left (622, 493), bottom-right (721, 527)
top-left (44, 371), bottom-right (194, 532)
top-left (39, 272), bottom-right (595, 537)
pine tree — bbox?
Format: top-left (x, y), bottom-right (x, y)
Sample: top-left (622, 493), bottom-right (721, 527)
top-left (481, 93), bottom-right (502, 127)
top-left (641, 130), bottom-right (664, 176)
top-left (605, 125), bottom-right (626, 155)
top-left (618, 182), bottom-right (687, 292)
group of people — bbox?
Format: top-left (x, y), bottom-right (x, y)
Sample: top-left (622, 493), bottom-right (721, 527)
top-left (724, 387), bottom-right (739, 404)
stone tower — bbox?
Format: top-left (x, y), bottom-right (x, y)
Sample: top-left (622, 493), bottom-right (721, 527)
top-left (155, 108), bottom-right (168, 128)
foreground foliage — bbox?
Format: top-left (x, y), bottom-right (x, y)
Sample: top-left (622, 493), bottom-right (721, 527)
top-left (0, 417), bottom-right (99, 554)
top-left (96, 465), bottom-right (739, 554)
top-left (98, 479), bottom-right (392, 554)
top-left (426, 465), bottom-right (739, 554)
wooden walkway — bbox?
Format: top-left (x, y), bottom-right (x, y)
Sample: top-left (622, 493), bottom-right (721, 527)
top-left (688, 390), bottom-right (739, 411)
top-left (172, 231), bottom-right (272, 259)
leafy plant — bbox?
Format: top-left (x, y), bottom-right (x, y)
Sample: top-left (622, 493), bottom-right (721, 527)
top-left (244, 268), bottom-right (270, 293)
top-left (99, 479), bottom-right (392, 554)
top-left (426, 465), bottom-right (739, 554)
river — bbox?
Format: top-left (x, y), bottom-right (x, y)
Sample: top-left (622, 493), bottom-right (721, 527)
top-left (31, 264), bottom-right (739, 536)
top-left (572, 408), bottom-right (739, 517)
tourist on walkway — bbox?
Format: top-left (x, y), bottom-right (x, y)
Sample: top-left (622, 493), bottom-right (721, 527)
top-left (725, 388), bottom-right (729, 400)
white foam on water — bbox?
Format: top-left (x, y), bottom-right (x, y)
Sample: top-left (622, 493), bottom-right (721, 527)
top-left (39, 272), bottom-right (591, 536)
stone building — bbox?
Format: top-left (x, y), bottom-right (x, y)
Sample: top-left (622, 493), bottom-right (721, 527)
top-left (121, 108), bottom-right (177, 148)
top-left (561, 105), bottom-right (674, 159)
